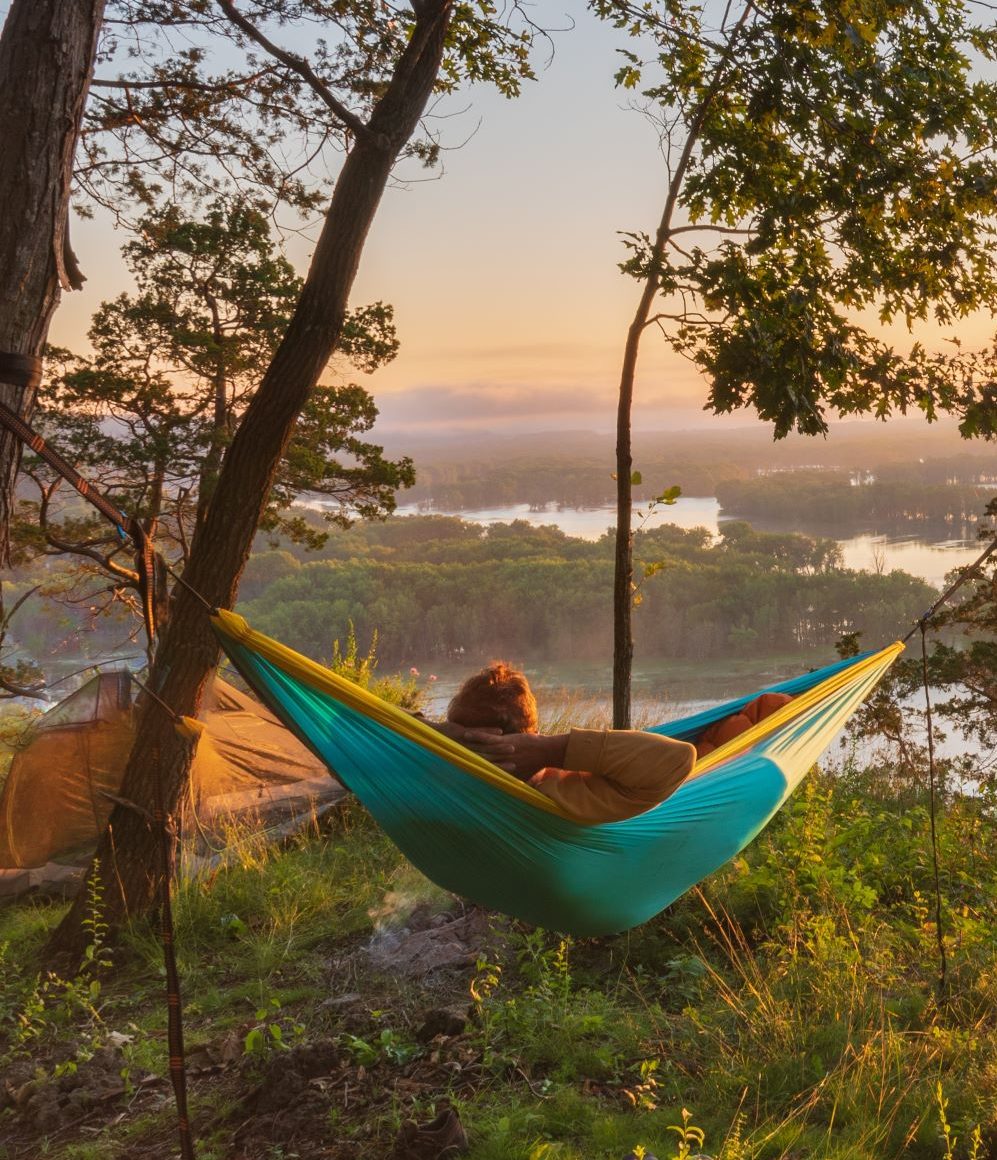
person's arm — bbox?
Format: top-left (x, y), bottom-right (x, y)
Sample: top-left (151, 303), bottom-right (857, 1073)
top-left (529, 729), bottom-right (696, 823)
top-left (456, 725), bottom-right (696, 822)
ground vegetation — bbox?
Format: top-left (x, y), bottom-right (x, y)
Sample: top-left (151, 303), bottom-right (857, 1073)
top-left (0, 748), bottom-right (993, 1159)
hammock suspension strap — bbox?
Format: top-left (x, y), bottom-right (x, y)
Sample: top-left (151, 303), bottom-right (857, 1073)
top-left (0, 351), bottom-right (43, 391)
top-left (903, 532), bottom-right (997, 642)
top-left (919, 623), bottom-right (947, 998)
top-left (152, 743), bottom-right (197, 1160)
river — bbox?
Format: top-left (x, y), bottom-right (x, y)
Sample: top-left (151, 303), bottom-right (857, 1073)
top-left (393, 497), bottom-right (982, 588)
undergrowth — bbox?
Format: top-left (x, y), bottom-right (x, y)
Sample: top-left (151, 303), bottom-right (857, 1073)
top-left (1, 766), bottom-right (996, 1159)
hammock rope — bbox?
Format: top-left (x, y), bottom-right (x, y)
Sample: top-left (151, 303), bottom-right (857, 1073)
top-left (920, 622), bottom-right (947, 998)
top-left (903, 533), bottom-right (997, 643)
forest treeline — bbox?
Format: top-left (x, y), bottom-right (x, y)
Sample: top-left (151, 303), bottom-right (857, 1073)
top-left (395, 429), bottom-right (997, 516)
top-left (402, 454), bottom-right (737, 508)
top-left (716, 472), bottom-right (994, 531)
top-left (240, 514), bottom-right (936, 665)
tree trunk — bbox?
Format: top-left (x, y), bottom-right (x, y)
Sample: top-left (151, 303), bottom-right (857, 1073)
top-left (610, 22), bottom-right (745, 728)
top-left (612, 302), bottom-right (655, 730)
top-left (193, 291), bottom-right (228, 538)
top-left (48, 0), bottom-right (455, 962)
top-left (0, 0), bottom-right (104, 561)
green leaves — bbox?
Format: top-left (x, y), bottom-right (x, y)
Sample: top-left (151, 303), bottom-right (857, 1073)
top-left (598, 0), bottom-right (997, 439)
top-left (32, 197), bottom-right (413, 584)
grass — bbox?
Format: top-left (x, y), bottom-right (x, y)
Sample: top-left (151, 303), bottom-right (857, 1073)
top-left (1, 767), bottom-right (996, 1159)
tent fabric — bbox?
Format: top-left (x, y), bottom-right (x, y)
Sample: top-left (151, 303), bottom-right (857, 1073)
top-left (0, 669), bottom-right (343, 894)
top-left (211, 609), bottom-right (903, 936)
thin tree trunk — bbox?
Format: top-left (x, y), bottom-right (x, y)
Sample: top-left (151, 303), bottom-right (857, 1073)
top-left (48, 0), bottom-right (455, 961)
top-left (611, 7), bottom-right (753, 728)
top-left (0, 0), bottom-right (104, 561)
top-left (193, 290), bottom-right (228, 538)
top-left (612, 302), bottom-right (657, 729)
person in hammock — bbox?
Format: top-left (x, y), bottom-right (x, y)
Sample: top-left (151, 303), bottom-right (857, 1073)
top-left (439, 663), bottom-right (791, 824)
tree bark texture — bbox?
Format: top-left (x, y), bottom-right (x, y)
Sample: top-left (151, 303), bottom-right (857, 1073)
top-left (610, 22), bottom-right (744, 729)
top-left (48, 0), bottom-right (455, 961)
top-left (0, 0), bottom-right (104, 559)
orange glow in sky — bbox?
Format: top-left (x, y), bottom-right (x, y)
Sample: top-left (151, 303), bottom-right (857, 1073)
top-left (44, 5), bottom-right (997, 437)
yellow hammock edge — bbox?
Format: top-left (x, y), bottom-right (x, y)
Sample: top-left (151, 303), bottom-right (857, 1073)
top-left (687, 640), bottom-right (905, 779)
top-left (212, 609), bottom-right (564, 816)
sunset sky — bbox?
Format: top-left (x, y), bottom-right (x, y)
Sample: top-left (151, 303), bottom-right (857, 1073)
top-left (31, 2), bottom-right (997, 439)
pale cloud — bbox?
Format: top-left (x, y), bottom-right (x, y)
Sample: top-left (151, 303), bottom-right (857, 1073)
top-left (374, 383), bottom-right (609, 427)
top-left (370, 378), bottom-right (716, 434)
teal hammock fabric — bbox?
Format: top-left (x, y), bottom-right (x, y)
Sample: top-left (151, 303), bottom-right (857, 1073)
top-left (212, 611), bottom-right (901, 936)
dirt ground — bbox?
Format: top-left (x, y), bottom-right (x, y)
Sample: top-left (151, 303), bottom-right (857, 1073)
top-left (0, 903), bottom-right (507, 1160)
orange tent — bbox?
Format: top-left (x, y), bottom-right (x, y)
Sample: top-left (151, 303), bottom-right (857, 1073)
top-left (0, 671), bottom-right (343, 896)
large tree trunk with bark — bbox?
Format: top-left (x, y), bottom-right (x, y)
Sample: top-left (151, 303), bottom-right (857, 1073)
top-left (48, 0), bottom-right (455, 961)
top-left (0, 0), bottom-right (104, 560)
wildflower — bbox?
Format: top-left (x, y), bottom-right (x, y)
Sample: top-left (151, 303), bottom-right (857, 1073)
top-left (410, 666), bottom-right (420, 676)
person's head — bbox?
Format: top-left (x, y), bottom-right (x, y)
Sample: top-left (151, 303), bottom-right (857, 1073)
top-left (446, 662), bottom-right (538, 734)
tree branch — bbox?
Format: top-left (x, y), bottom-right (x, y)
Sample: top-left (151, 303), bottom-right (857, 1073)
top-left (91, 74), bottom-right (269, 93)
top-left (215, 0), bottom-right (373, 142)
top-left (667, 223), bottom-right (754, 237)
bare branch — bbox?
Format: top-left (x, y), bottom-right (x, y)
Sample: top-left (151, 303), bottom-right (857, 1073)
top-left (215, 0), bottom-right (373, 142)
top-left (91, 73), bottom-right (270, 94)
top-left (668, 223), bottom-right (754, 237)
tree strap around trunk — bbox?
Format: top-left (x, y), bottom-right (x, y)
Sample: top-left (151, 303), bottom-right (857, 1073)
top-left (0, 351), bottom-right (43, 390)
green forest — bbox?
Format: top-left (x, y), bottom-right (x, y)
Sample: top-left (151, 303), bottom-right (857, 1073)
top-left (240, 515), bottom-right (935, 666)
top-left (393, 428), bottom-right (997, 518)
top-left (715, 473), bottom-right (994, 533)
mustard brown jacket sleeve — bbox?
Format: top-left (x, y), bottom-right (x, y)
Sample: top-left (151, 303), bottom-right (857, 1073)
top-left (527, 728), bottom-right (696, 824)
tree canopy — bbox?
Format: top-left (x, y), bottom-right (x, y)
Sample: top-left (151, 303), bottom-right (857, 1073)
top-left (23, 197), bottom-right (413, 620)
top-left (81, 0), bottom-right (535, 220)
top-left (604, 0), bottom-right (997, 434)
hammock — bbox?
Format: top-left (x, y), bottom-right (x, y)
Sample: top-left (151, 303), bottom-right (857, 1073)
top-left (212, 610), bottom-right (902, 936)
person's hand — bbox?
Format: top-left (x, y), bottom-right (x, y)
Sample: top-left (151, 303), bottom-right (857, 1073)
top-left (448, 729), bottom-right (569, 779)
top-left (429, 721), bottom-right (520, 771)
top-left (429, 720), bottom-right (503, 744)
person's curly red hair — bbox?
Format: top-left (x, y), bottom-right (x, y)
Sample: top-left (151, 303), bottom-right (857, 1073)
top-left (446, 662), bottom-right (538, 734)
